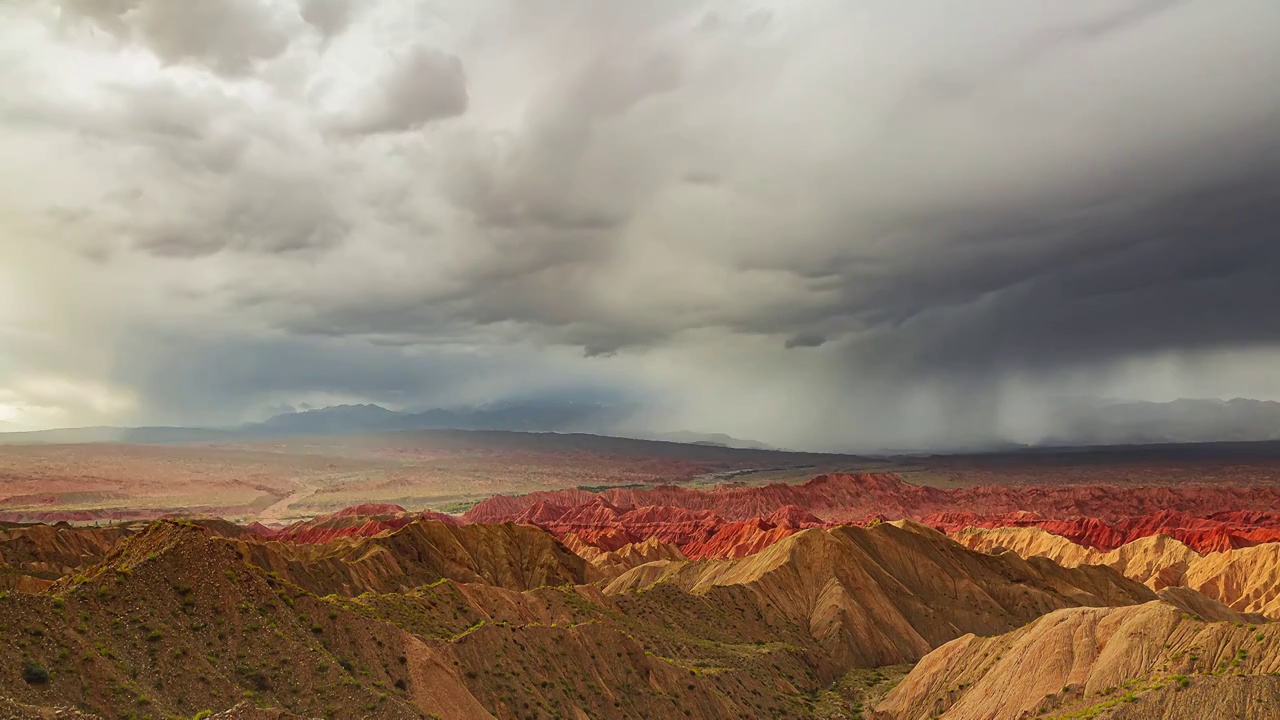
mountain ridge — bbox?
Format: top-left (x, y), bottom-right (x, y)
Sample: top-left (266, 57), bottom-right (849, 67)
top-left (0, 402), bottom-right (775, 451)
top-left (8, 396), bottom-right (1280, 451)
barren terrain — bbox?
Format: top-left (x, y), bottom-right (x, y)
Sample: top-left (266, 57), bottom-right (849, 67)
top-left (0, 431), bottom-right (872, 525)
top-left (4, 436), bottom-right (1280, 717)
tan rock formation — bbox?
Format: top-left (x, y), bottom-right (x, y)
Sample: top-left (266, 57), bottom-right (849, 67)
top-left (954, 526), bottom-right (1280, 619)
top-left (229, 519), bottom-right (597, 595)
top-left (607, 522), bottom-right (1155, 670)
top-left (875, 600), bottom-right (1279, 719)
top-left (565, 533), bottom-right (687, 577)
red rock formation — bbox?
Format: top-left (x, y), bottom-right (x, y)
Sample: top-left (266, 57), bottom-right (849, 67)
top-left (257, 472), bottom-right (1280, 559)
top-left (466, 472), bottom-right (1280, 527)
top-left (681, 519), bottom-right (797, 559)
top-left (463, 473), bottom-right (917, 523)
top-left (765, 504), bottom-right (825, 529)
top-left (330, 503), bottom-right (407, 517)
top-left (926, 508), bottom-right (1280, 554)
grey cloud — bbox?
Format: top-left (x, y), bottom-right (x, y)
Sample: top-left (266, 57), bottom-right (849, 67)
top-left (254, 0), bottom-right (1280, 378)
top-left (785, 333), bottom-right (827, 350)
top-left (696, 8), bottom-right (773, 35)
top-left (1014, 0), bottom-right (1184, 63)
top-left (568, 50), bottom-right (682, 118)
top-left (131, 172), bottom-right (349, 257)
top-left (300, 0), bottom-right (355, 39)
top-left (10, 69), bottom-right (346, 259)
top-left (682, 171), bottom-right (720, 186)
top-left (101, 81), bottom-right (253, 175)
top-left (104, 328), bottom-right (615, 426)
top-left (61, 0), bottom-right (294, 76)
top-left (7, 0), bottom-right (1280, 450)
top-left (330, 45), bottom-right (468, 135)
top-left (446, 10), bottom-right (686, 231)
top-left (859, 176), bottom-right (1280, 372)
top-left (58, 0), bottom-right (141, 39)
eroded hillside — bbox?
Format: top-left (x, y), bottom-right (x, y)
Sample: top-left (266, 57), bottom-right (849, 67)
top-left (0, 514), bottom-right (1183, 719)
top-left (873, 600), bottom-right (1280, 719)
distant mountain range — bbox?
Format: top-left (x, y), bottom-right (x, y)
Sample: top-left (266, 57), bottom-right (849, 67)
top-left (1043, 397), bottom-right (1280, 446)
top-left (3, 397), bottom-right (1280, 451)
top-left (256, 400), bottom-right (636, 435)
top-left (0, 401), bottom-right (773, 450)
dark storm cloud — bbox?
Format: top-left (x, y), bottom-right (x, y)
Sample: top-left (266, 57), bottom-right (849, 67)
top-left (868, 176), bottom-right (1280, 372)
top-left (6, 0), bottom-right (1280, 447)
top-left (731, 144), bottom-right (1280, 374)
top-left (409, 0), bottom-right (1280, 378)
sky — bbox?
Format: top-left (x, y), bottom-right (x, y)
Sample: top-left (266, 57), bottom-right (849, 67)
top-left (1, 0), bottom-right (1279, 450)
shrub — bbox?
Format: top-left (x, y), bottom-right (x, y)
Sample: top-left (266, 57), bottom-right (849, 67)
top-left (21, 660), bottom-right (50, 685)
top-left (240, 668), bottom-right (270, 692)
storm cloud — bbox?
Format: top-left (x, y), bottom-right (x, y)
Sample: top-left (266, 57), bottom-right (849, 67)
top-left (1, 0), bottom-right (1279, 449)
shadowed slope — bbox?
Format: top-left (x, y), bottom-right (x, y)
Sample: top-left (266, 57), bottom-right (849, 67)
top-left (0, 521), bottom-right (488, 719)
top-left (230, 519), bottom-right (597, 596)
top-left (0, 523), bottom-right (138, 592)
